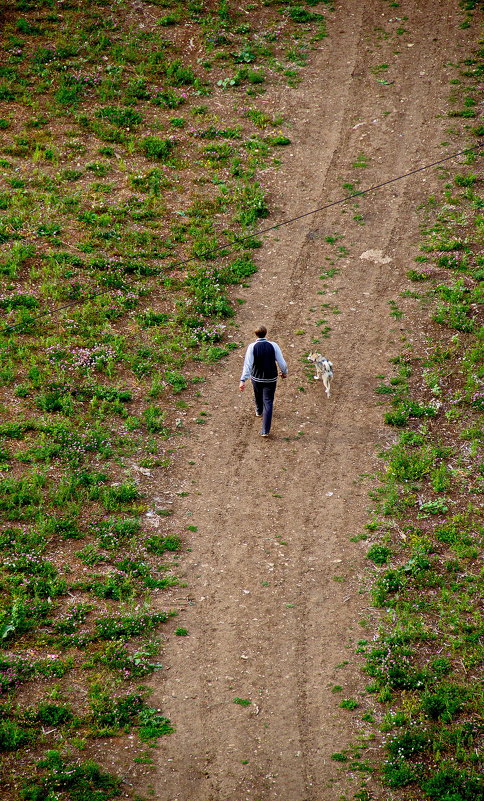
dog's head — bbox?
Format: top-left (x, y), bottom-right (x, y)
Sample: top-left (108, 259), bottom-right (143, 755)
top-left (307, 352), bottom-right (321, 363)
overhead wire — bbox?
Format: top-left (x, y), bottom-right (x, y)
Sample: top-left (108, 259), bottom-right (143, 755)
top-left (3, 141), bottom-right (482, 334)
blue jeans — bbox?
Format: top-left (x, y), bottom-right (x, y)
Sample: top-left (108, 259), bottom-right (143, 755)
top-left (252, 379), bottom-right (277, 435)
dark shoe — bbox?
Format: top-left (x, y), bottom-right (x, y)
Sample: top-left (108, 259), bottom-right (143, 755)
top-left (255, 411), bottom-right (262, 417)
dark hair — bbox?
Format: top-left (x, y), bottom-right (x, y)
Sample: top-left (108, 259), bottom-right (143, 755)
top-left (255, 325), bottom-right (267, 338)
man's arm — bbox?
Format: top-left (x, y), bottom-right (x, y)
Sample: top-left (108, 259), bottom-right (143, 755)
top-left (239, 343), bottom-right (254, 390)
top-left (271, 342), bottom-right (288, 376)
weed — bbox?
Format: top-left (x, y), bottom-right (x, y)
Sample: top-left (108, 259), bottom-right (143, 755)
top-left (138, 707), bottom-right (174, 740)
top-left (147, 534), bottom-right (182, 555)
top-left (352, 152), bottom-right (368, 168)
top-left (340, 698), bottom-right (359, 710)
top-left (101, 482), bottom-right (140, 511)
top-left (0, 720), bottom-right (32, 751)
top-left (36, 703), bottom-right (74, 726)
top-left (265, 133), bottom-right (291, 146)
top-left (96, 106), bottom-right (143, 127)
top-left (421, 767), bottom-right (483, 800)
top-left (288, 7), bottom-right (325, 23)
top-left (94, 611), bottom-right (169, 641)
top-left (382, 759), bottom-right (417, 788)
top-left (421, 684), bottom-right (468, 722)
top-left (21, 751), bottom-right (122, 800)
top-left (366, 544), bottom-right (392, 565)
top-left (140, 136), bottom-right (177, 161)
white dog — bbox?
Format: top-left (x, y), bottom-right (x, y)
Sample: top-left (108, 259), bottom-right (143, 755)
top-left (307, 352), bottom-right (333, 397)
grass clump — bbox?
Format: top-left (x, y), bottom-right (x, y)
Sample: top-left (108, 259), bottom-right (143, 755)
top-left (20, 751), bottom-right (122, 801)
top-left (139, 136), bottom-right (177, 161)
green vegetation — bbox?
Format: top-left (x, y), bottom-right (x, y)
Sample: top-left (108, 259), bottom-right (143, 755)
top-left (357, 46), bottom-right (483, 801)
top-left (233, 697), bottom-right (251, 706)
top-left (21, 751), bottom-right (122, 801)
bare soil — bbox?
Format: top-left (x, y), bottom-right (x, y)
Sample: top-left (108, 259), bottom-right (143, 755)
top-left (132, 3), bottom-right (478, 799)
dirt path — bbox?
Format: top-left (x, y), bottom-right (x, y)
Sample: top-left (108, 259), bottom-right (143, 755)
top-left (141, 3), bottom-right (477, 799)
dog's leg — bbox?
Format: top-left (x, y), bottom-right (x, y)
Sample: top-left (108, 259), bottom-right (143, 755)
top-left (323, 375), bottom-right (331, 397)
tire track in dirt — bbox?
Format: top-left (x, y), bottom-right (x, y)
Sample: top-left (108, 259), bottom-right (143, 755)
top-left (142, 3), bottom-right (477, 800)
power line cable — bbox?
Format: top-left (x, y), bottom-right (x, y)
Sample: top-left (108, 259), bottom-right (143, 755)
top-left (3, 141), bottom-right (482, 334)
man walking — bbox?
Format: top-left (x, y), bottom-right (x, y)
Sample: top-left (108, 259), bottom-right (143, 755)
top-left (239, 325), bottom-right (288, 437)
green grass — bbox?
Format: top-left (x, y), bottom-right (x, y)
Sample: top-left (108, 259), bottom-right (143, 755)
top-left (233, 697), bottom-right (251, 706)
top-left (358, 45), bottom-right (483, 799)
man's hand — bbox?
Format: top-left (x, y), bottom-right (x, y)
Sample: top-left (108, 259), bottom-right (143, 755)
top-left (280, 372), bottom-right (287, 379)
top-left (239, 381), bottom-right (245, 392)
